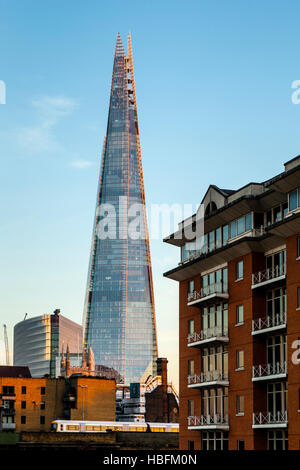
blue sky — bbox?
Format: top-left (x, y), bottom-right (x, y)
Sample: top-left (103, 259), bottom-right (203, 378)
top-left (1, 0), bottom-right (300, 388)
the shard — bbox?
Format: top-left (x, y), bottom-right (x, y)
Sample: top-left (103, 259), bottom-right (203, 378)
top-left (83, 33), bottom-right (158, 384)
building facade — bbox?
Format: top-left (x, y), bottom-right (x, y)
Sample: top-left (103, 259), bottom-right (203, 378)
top-left (14, 310), bottom-right (82, 378)
top-left (83, 33), bottom-right (158, 384)
top-left (0, 366), bottom-right (116, 432)
top-left (164, 156), bottom-right (300, 450)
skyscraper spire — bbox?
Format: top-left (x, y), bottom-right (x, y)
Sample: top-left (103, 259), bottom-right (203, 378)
top-left (83, 34), bottom-right (158, 384)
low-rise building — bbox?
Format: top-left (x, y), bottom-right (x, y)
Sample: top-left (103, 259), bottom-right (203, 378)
top-left (0, 366), bottom-right (116, 432)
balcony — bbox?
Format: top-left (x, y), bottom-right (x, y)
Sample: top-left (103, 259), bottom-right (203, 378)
top-left (252, 265), bottom-right (286, 289)
top-left (188, 414), bottom-right (229, 431)
top-left (180, 228), bottom-right (266, 265)
top-left (2, 423), bottom-right (16, 431)
top-left (252, 313), bottom-right (286, 335)
top-left (187, 283), bottom-right (229, 307)
top-left (0, 394), bottom-right (16, 401)
top-left (187, 327), bottom-right (229, 347)
top-left (252, 362), bottom-right (287, 382)
top-left (252, 411), bottom-right (288, 429)
top-left (188, 371), bottom-right (229, 388)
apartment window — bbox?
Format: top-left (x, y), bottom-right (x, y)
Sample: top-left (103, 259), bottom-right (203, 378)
top-left (21, 401), bottom-right (26, 409)
top-left (41, 387), bottom-right (45, 395)
top-left (236, 305), bottom-right (244, 325)
top-left (202, 431), bottom-right (228, 451)
top-left (208, 231), bottom-right (215, 252)
top-left (188, 360), bottom-right (194, 376)
top-left (283, 202), bottom-right (288, 217)
top-left (236, 395), bottom-right (244, 415)
top-left (40, 416), bottom-right (45, 425)
top-left (266, 249), bottom-right (286, 275)
top-left (202, 345), bottom-right (228, 377)
top-left (188, 441), bottom-right (195, 450)
top-left (267, 382), bottom-right (287, 415)
top-left (188, 399), bottom-right (194, 417)
top-left (21, 386), bottom-right (26, 394)
top-left (202, 303), bottom-right (228, 336)
top-left (267, 335), bottom-right (286, 366)
top-left (297, 236), bottom-right (300, 258)
top-left (222, 225), bottom-right (229, 245)
top-left (40, 401), bottom-right (45, 410)
top-left (215, 227), bottom-right (222, 249)
top-left (188, 320), bottom-right (194, 335)
top-left (236, 350), bottom-right (244, 370)
top-left (202, 387), bottom-right (228, 418)
top-left (2, 386), bottom-right (14, 395)
top-left (237, 440), bottom-right (245, 450)
top-left (188, 280), bottom-right (194, 294)
top-left (266, 287), bottom-right (286, 319)
top-left (268, 431), bottom-right (288, 450)
top-left (297, 287), bottom-right (300, 310)
top-left (236, 260), bottom-right (243, 280)
top-left (289, 188), bottom-right (299, 211)
top-left (21, 416), bottom-right (26, 424)
top-left (202, 267), bottom-right (228, 296)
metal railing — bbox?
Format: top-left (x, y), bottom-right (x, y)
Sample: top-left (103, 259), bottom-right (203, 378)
top-left (252, 361), bottom-right (287, 379)
top-left (188, 414), bottom-right (229, 427)
top-left (188, 371), bottom-right (228, 386)
top-left (252, 313), bottom-right (286, 333)
top-left (188, 283), bottom-right (228, 303)
top-left (188, 326), bottom-right (228, 344)
top-left (252, 264), bottom-right (286, 286)
top-left (253, 411), bottom-right (288, 426)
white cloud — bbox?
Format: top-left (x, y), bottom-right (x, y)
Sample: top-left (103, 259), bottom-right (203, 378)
top-left (70, 159), bottom-right (94, 169)
top-left (17, 95), bottom-right (78, 153)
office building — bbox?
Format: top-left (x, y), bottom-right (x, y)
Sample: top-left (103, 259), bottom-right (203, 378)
top-left (83, 34), bottom-right (158, 384)
top-left (14, 309), bottom-right (82, 377)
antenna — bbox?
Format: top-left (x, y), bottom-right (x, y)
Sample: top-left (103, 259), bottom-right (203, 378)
top-left (3, 324), bottom-right (9, 365)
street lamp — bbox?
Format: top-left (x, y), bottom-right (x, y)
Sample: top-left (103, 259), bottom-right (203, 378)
top-left (78, 385), bottom-right (88, 420)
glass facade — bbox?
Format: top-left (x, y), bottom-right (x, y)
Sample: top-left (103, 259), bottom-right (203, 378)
top-left (181, 212), bottom-right (253, 262)
top-left (83, 34), bottom-right (158, 384)
top-left (14, 313), bottom-right (82, 377)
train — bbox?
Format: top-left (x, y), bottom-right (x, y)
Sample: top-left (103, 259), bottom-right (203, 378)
top-left (50, 420), bottom-right (179, 433)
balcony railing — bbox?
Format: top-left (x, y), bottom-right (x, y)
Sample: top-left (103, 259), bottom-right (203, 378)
top-left (187, 283), bottom-right (228, 304)
top-left (252, 411), bottom-right (288, 428)
top-left (181, 227), bottom-right (265, 265)
top-left (188, 414), bottom-right (229, 429)
top-left (188, 327), bottom-right (229, 346)
top-left (2, 423), bottom-right (16, 431)
top-left (252, 264), bottom-right (286, 288)
top-left (252, 362), bottom-right (287, 381)
top-left (252, 313), bottom-right (286, 334)
top-left (188, 371), bottom-right (229, 387)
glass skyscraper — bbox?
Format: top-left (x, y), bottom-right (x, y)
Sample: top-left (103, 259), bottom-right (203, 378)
top-left (83, 33), bottom-right (158, 385)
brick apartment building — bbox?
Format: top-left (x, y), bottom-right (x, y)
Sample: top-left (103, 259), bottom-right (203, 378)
top-left (0, 366), bottom-right (115, 432)
top-left (164, 155), bottom-right (300, 450)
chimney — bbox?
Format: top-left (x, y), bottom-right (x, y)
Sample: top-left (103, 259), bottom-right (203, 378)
top-left (156, 358), bottom-right (168, 423)
top-left (66, 344), bottom-right (70, 377)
